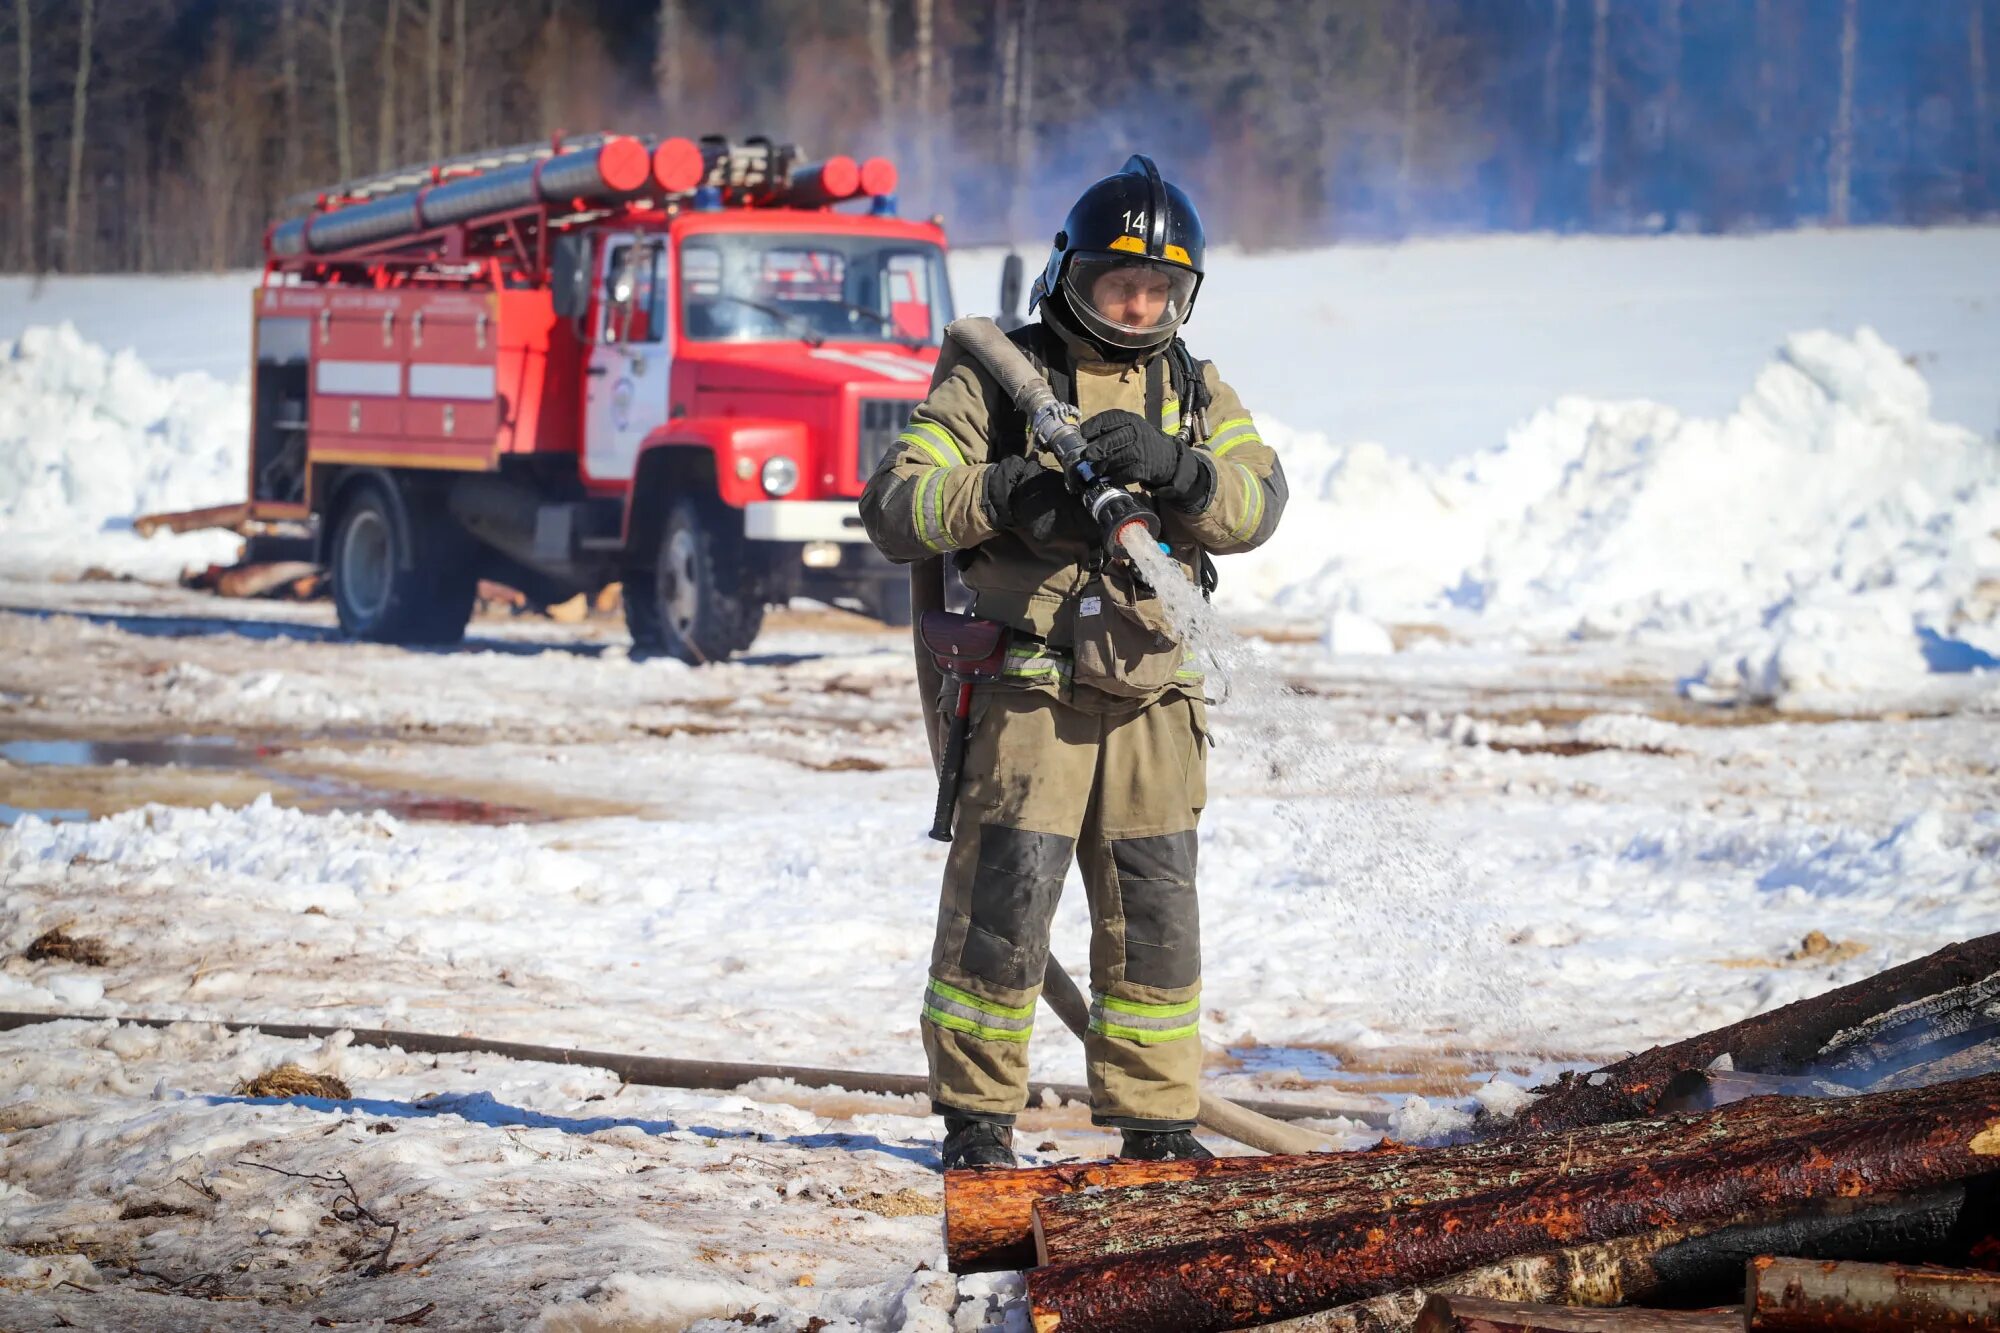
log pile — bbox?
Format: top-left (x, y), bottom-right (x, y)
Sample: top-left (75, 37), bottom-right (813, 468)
top-left (941, 933), bottom-right (2000, 1333)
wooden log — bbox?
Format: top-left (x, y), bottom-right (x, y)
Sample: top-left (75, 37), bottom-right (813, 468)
top-left (1412, 1294), bottom-right (1742, 1333)
top-left (133, 500), bottom-right (257, 537)
top-left (944, 1135), bottom-right (1415, 1272)
top-left (1514, 933), bottom-right (2000, 1134)
top-left (945, 1154), bottom-right (1329, 1274)
top-left (215, 560), bottom-right (321, 599)
top-left (1025, 1073), bottom-right (2000, 1333)
top-left (1250, 1187), bottom-right (1974, 1333)
top-left (1032, 1085), bottom-right (1919, 1267)
top-left (1747, 1256), bottom-right (2000, 1331)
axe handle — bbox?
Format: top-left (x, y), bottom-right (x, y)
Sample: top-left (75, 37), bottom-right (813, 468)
top-left (928, 679), bottom-right (975, 842)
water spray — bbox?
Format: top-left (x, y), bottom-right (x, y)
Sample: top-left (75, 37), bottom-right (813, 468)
top-left (941, 315), bottom-right (1522, 1040)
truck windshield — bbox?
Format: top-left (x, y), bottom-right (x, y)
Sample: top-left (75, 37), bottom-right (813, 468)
top-left (679, 232), bottom-right (954, 348)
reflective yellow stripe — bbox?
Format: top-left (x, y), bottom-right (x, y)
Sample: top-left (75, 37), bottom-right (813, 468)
top-left (1096, 993), bottom-right (1199, 1019)
top-left (917, 468), bottom-right (953, 550)
top-left (1227, 460), bottom-right (1265, 543)
top-left (1088, 991), bottom-right (1200, 1045)
top-left (927, 978), bottom-right (1036, 1021)
top-left (1090, 1018), bottom-right (1199, 1044)
top-left (924, 1006), bottom-right (1034, 1042)
top-left (908, 470), bottom-right (940, 551)
top-left (901, 419), bottom-right (968, 467)
top-left (1208, 417), bottom-right (1261, 458)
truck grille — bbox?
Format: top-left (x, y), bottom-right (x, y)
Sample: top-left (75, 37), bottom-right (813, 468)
top-left (857, 397), bottom-right (917, 484)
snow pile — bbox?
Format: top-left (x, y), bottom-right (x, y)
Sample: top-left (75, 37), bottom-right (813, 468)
top-left (0, 322), bottom-right (247, 573)
top-left (1229, 327), bottom-right (2000, 702)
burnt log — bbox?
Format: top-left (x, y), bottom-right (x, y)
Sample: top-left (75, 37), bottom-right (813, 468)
top-left (1866, 1034), bottom-right (2000, 1093)
top-left (945, 1140), bottom-right (1418, 1272)
top-left (1033, 1086), bottom-right (1935, 1267)
top-left (1515, 933), bottom-right (2000, 1134)
top-left (1746, 1256), bottom-right (2000, 1331)
top-left (1025, 1073), bottom-right (2000, 1333)
top-left (1250, 1188), bottom-right (1977, 1333)
top-left (1412, 1295), bottom-right (1741, 1333)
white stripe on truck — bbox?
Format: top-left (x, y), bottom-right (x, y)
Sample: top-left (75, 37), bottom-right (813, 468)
top-left (316, 359), bottom-right (402, 396)
top-left (408, 364), bottom-right (497, 400)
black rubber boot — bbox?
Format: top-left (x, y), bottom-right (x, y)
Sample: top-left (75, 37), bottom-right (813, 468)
top-left (941, 1116), bottom-right (1017, 1170)
top-left (1118, 1128), bottom-right (1213, 1161)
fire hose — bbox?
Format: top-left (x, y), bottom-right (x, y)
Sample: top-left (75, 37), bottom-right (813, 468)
top-left (0, 1010), bottom-right (1364, 1141)
top-left (943, 316), bottom-right (1161, 557)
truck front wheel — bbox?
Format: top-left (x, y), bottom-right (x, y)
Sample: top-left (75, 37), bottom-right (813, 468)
top-left (625, 497), bottom-right (763, 663)
top-left (330, 481), bottom-right (477, 646)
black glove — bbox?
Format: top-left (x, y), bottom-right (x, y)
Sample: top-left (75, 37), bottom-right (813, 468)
top-left (983, 455), bottom-right (1095, 545)
top-left (1079, 409), bottom-right (1214, 512)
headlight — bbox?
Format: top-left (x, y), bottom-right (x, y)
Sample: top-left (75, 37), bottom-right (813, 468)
top-left (760, 455), bottom-right (800, 497)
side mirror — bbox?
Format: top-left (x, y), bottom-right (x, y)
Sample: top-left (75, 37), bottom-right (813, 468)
top-left (997, 252), bottom-right (1024, 331)
top-left (551, 235), bottom-right (591, 321)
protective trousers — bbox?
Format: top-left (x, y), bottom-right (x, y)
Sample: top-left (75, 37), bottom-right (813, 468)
top-left (922, 684), bottom-right (1207, 1130)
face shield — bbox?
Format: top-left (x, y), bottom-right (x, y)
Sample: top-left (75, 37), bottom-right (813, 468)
top-left (1060, 253), bottom-right (1199, 351)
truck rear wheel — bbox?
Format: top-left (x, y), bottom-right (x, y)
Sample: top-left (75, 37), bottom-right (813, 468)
top-left (625, 497), bottom-right (763, 663)
top-left (330, 481), bottom-right (477, 646)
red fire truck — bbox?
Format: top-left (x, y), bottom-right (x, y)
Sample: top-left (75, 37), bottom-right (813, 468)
top-left (241, 132), bottom-right (952, 661)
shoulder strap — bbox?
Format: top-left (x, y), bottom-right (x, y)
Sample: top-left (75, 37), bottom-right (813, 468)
top-left (1144, 356), bottom-right (1165, 432)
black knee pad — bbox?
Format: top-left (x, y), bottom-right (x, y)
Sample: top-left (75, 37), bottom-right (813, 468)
top-left (961, 824), bottom-right (1073, 991)
top-left (1111, 830), bottom-right (1200, 989)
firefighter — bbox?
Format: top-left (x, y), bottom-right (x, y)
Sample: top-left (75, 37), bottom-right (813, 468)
top-left (860, 156), bottom-right (1287, 1169)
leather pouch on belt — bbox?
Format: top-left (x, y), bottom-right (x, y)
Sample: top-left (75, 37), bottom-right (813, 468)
top-left (1070, 570), bottom-right (1183, 698)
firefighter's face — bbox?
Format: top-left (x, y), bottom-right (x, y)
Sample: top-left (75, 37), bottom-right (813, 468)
top-left (1087, 264), bottom-right (1174, 331)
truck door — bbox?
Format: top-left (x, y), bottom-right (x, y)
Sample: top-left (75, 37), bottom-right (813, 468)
top-left (583, 233), bottom-right (670, 484)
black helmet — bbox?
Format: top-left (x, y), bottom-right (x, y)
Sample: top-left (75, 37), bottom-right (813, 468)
top-left (1029, 154), bottom-right (1205, 352)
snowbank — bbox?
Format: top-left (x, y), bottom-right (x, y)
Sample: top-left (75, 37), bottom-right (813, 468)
top-left (1225, 327), bottom-right (2000, 704)
top-left (0, 322), bottom-right (247, 574)
top-left (4, 316), bottom-right (1994, 704)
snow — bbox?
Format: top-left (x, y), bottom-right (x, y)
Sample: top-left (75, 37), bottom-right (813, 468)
top-left (1, 227), bottom-right (1997, 1327)
top-left (0, 323), bottom-right (246, 574)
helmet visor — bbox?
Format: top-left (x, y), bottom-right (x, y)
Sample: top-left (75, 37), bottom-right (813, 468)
top-left (1061, 254), bottom-right (1199, 350)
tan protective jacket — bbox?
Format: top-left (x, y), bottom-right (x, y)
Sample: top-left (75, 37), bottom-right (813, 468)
top-left (860, 321), bottom-right (1288, 651)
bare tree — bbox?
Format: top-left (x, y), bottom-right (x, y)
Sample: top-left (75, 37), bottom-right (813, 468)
top-left (1013, 0), bottom-right (1035, 242)
top-left (865, 0), bottom-right (893, 136)
top-left (914, 0), bottom-right (935, 208)
top-left (424, 0), bottom-right (443, 160)
top-left (1586, 0), bottom-right (1609, 220)
top-left (281, 0), bottom-right (301, 189)
top-left (1543, 0), bottom-right (1566, 151)
top-left (375, 0), bottom-right (399, 169)
top-left (61, 0), bottom-right (93, 270)
top-left (1396, 0), bottom-right (1428, 230)
top-left (448, 0), bottom-right (465, 152)
top-left (536, 0), bottom-right (566, 135)
top-left (326, 0), bottom-right (354, 180)
top-left (1829, 0), bottom-right (1858, 224)
top-left (15, 0), bottom-right (34, 270)
top-left (654, 0), bottom-right (684, 122)
top-left (1972, 0), bottom-right (1991, 209)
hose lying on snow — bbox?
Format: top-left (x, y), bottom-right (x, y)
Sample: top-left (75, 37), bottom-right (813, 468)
top-left (0, 1010), bottom-right (1377, 1129)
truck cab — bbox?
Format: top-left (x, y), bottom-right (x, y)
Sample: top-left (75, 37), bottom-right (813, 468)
top-left (579, 207), bottom-right (950, 658)
top-left (240, 134), bottom-right (948, 662)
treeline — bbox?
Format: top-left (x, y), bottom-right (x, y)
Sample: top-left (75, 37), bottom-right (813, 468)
top-left (1, 0), bottom-right (1994, 273)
